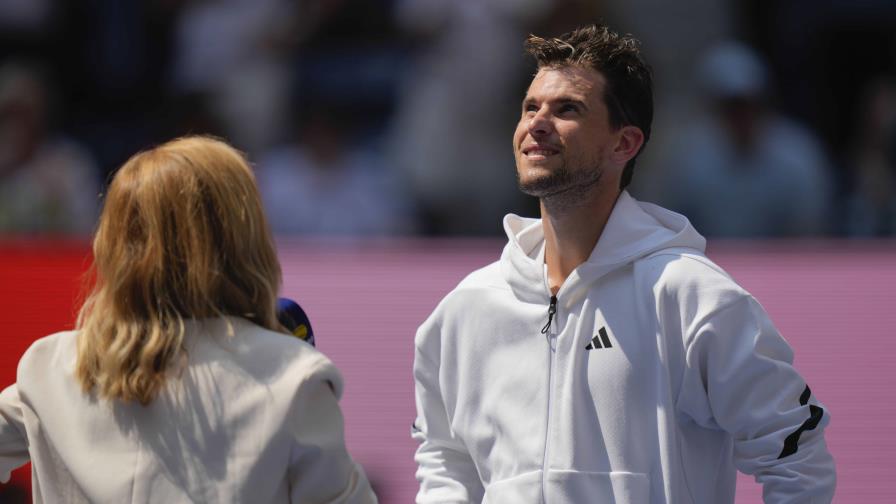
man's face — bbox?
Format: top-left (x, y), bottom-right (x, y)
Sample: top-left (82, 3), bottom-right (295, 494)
top-left (513, 65), bottom-right (620, 198)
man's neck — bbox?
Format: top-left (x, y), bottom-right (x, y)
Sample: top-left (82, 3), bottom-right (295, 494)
top-left (541, 187), bottom-right (621, 295)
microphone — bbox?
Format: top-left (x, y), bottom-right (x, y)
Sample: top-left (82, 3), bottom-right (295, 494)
top-left (276, 297), bottom-right (315, 346)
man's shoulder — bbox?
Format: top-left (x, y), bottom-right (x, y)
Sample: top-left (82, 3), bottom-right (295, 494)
top-left (636, 247), bottom-right (750, 301)
top-left (442, 259), bottom-right (514, 305)
top-left (420, 260), bottom-right (511, 327)
top-left (453, 259), bottom-right (506, 292)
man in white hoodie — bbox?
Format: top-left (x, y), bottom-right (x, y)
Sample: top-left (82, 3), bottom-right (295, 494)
top-left (412, 24), bottom-right (836, 503)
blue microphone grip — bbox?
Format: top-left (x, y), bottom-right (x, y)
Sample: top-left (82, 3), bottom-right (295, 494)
top-left (276, 298), bottom-right (315, 346)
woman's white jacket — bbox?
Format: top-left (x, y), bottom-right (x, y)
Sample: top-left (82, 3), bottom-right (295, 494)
top-left (0, 317), bottom-right (376, 503)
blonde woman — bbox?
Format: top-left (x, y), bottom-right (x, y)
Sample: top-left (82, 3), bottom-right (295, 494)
top-left (0, 136), bottom-right (377, 503)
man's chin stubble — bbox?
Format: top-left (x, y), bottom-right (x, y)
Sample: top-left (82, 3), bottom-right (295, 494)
top-left (517, 168), bottom-right (604, 210)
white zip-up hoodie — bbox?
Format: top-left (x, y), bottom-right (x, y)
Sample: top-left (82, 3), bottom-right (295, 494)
top-left (413, 191), bottom-right (835, 504)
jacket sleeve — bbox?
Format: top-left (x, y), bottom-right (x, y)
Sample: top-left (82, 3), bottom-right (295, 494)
top-left (413, 320), bottom-right (484, 503)
top-left (0, 384), bottom-right (29, 483)
top-left (287, 363), bottom-right (377, 504)
top-left (677, 295), bottom-right (836, 503)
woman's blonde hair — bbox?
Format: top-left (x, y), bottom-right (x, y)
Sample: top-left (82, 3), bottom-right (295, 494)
top-left (76, 136), bottom-right (283, 405)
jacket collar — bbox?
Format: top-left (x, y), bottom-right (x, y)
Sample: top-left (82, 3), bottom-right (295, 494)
top-left (500, 191), bottom-right (706, 305)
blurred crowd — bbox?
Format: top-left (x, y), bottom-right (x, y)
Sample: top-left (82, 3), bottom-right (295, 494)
top-left (1, 0), bottom-right (895, 238)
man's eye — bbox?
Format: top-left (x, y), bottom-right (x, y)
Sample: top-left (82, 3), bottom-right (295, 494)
top-left (558, 104), bottom-right (578, 114)
top-left (524, 104), bottom-right (539, 113)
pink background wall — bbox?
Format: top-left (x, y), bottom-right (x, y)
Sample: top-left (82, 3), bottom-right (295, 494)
top-left (2, 240), bottom-right (893, 501)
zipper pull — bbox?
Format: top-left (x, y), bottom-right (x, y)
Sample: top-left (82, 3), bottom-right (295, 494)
top-left (541, 295), bottom-right (557, 334)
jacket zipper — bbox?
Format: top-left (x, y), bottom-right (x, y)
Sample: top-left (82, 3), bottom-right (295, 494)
top-left (541, 295), bottom-right (557, 335)
top-left (541, 295), bottom-right (558, 504)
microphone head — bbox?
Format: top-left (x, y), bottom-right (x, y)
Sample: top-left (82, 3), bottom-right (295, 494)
top-left (276, 297), bottom-right (315, 346)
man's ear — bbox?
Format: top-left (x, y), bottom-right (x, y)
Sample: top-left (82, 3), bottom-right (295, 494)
top-left (610, 125), bottom-right (645, 166)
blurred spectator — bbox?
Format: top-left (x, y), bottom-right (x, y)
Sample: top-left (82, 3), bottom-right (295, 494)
top-left (0, 0), bottom-right (53, 50)
top-left (288, 0), bottom-right (408, 140)
top-left (740, 0), bottom-right (896, 165)
top-left (655, 42), bottom-right (833, 237)
top-left (254, 1), bottom-right (414, 238)
top-left (387, 0), bottom-right (550, 235)
top-left (256, 105), bottom-right (415, 237)
top-left (51, 0), bottom-right (181, 176)
top-left (846, 79), bottom-right (896, 236)
top-left (604, 0), bottom-right (732, 104)
top-left (0, 64), bottom-right (100, 236)
top-left (170, 0), bottom-right (296, 154)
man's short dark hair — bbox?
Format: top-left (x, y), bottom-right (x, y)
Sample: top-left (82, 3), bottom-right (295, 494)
top-left (525, 24), bottom-right (653, 189)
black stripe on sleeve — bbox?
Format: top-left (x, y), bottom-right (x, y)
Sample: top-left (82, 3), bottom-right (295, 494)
top-left (777, 386), bottom-right (824, 459)
top-left (799, 385), bottom-right (811, 405)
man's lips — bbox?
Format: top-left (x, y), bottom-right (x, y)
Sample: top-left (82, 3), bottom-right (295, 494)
top-left (521, 144), bottom-right (560, 157)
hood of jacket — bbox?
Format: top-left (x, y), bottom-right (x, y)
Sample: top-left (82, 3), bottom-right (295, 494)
top-left (499, 191), bottom-right (706, 305)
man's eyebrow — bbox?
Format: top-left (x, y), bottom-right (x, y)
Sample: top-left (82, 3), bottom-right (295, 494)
top-left (556, 98), bottom-right (589, 110)
top-left (522, 97), bottom-right (589, 109)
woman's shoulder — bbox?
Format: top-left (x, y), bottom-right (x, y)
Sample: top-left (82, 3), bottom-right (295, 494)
top-left (226, 316), bottom-right (322, 360)
top-left (13, 331), bottom-right (80, 402)
top-left (17, 330), bottom-right (78, 375)
top-left (193, 317), bottom-right (344, 397)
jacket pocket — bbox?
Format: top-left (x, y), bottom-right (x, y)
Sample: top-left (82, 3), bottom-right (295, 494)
top-left (482, 470), bottom-right (543, 504)
top-left (545, 470), bottom-right (650, 503)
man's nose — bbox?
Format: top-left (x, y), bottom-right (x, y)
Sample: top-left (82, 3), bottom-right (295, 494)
top-left (528, 109), bottom-right (553, 137)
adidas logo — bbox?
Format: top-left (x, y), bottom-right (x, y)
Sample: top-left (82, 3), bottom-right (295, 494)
top-left (585, 327), bottom-right (613, 350)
